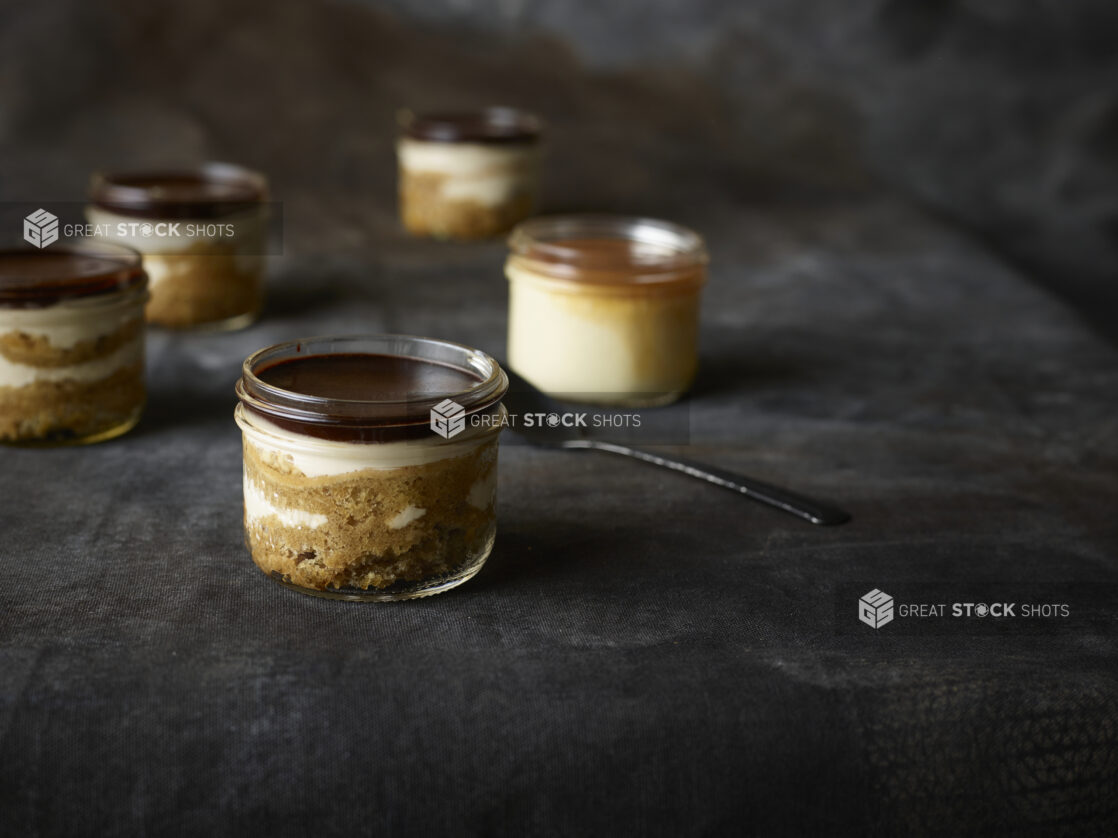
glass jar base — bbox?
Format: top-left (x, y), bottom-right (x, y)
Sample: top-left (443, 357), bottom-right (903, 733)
top-left (1, 403), bottom-right (144, 447)
top-left (263, 533), bottom-right (494, 602)
top-left (150, 309), bottom-right (259, 333)
top-left (538, 389), bottom-right (689, 408)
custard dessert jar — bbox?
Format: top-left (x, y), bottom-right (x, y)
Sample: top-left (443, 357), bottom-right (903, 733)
top-left (87, 162), bottom-right (268, 330)
top-left (0, 242), bottom-right (148, 444)
top-left (398, 108), bottom-right (542, 240)
top-left (235, 335), bottom-right (509, 601)
top-left (506, 215), bottom-right (707, 406)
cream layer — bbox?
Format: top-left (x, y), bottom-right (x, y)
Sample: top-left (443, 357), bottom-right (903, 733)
top-left (0, 337), bottom-right (142, 388)
top-left (86, 206), bottom-right (267, 287)
top-left (243, 471), bottom-right (329, 529)
top-left (236, 406), bottom-right (504, 478)
top-left (243, 480), bottom-right (466, 534)
top-left (398, 139), bottom-right (537, 207)
top-left (0, 294), bottom-right (141, 350)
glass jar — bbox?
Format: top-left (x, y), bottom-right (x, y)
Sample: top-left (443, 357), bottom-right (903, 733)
top-left (0, 241), bottom-right (148, 444)
top-left (234, 335), bottom-right (509, 601)
top-left (506, 215), bottom-right (708, 406)
top-left (87, 162), bottom-right (268, 330)
top-left (397, 107), bottom-right (542, 240)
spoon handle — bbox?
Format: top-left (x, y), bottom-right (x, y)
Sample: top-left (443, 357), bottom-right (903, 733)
top-left (561, 439), bottom-right (851, 526)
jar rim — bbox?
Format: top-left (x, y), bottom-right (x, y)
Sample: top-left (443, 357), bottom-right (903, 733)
top-left (236, 334), bottom-right (509, 436)
top-left (89, 161), bottom-right (267, 219)
top-left (507, 214), bottom-right (708, 288)
top-left (0, 239), bottom-right (147, 307)
top-left (398, 107), bottom-right (542, 144)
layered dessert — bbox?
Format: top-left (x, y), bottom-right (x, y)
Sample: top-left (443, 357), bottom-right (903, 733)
top-left (235, 336), bottom-right (508, 601)
top-left (0, 243), bottom-right (148, 444)
top-left (87, 163), bottom-right (268, 330)
top-left (398, 108), bottom-right (542, 240)
top-left (506, 216), bottom-right (708, 406)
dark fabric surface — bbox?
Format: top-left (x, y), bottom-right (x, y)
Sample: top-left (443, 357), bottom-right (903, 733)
top-left (2, 188), bottom-right (1117, 835)
top-left (2, 1), bottom-right (1118, 834)
top-left (4, 0), bottom-right (1118, 339)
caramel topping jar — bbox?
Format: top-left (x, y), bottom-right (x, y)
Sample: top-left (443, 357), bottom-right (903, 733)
top-left (506, 215), bottom-right (708, 406)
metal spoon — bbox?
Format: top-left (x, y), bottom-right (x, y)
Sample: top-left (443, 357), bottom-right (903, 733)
top-left (500, 367), bottom-right (851, 526)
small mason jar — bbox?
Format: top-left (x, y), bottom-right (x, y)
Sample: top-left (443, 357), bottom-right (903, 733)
top-left (506, 215), bottom-right (708, 406)
top-left (0, 241), bottom-right (148, 444)
top-left (397, 107), bottom-right (542, 240)
top-left (87, 162), bottom-right (268, 330)
top-left (234, 335), bottom-right (509, 601)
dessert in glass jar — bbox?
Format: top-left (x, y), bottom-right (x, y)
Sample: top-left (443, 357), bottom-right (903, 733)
top-left (0, 241), bottom-right (148, 444)
top-left (398, 107), bottom-right (542, 240)
top-left (88, 162), bottom-right (268, 330)
top-left (506, 215), bottom-right (707, 406)
top-left (235, 335), bottom-right (509, 601)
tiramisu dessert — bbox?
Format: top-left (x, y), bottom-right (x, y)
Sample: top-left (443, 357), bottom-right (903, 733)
top-left (87, 162), bottom-right (268, 330)
top-left (0, 242), bottom-right (148, 444)
top-left (506, 215), bottom-right (708, 406)
top-left (398, 108), bottom-right (542, 240)
top-left (235, 335), bottom-right (509, 601)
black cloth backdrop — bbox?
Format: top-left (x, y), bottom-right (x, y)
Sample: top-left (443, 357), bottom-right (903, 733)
top-left (1, 1), bottom-right (1117, 834)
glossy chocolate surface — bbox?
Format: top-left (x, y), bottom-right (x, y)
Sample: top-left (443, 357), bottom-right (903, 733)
top-left (258, 353), bottom-right (481, 401)
top-left (90, 166), bottom-right (266, 219)
top-left (401, 108), bottom-right (541, 144)
top-left (0, 247), bottom-right (147, 307)
top-left (246, 352), bottom-right (491, 442)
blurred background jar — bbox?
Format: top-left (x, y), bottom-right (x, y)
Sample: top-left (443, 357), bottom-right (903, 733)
top-left (87, 163), bottom-right (268, 330)
top-left (398, 107), bottom-right (542, 241)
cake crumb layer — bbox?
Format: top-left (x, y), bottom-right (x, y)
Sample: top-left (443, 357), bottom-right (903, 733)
top-left (0, 363), bottom-right (145, 443)
top-left (243, 435), bottom-right (499, 591)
